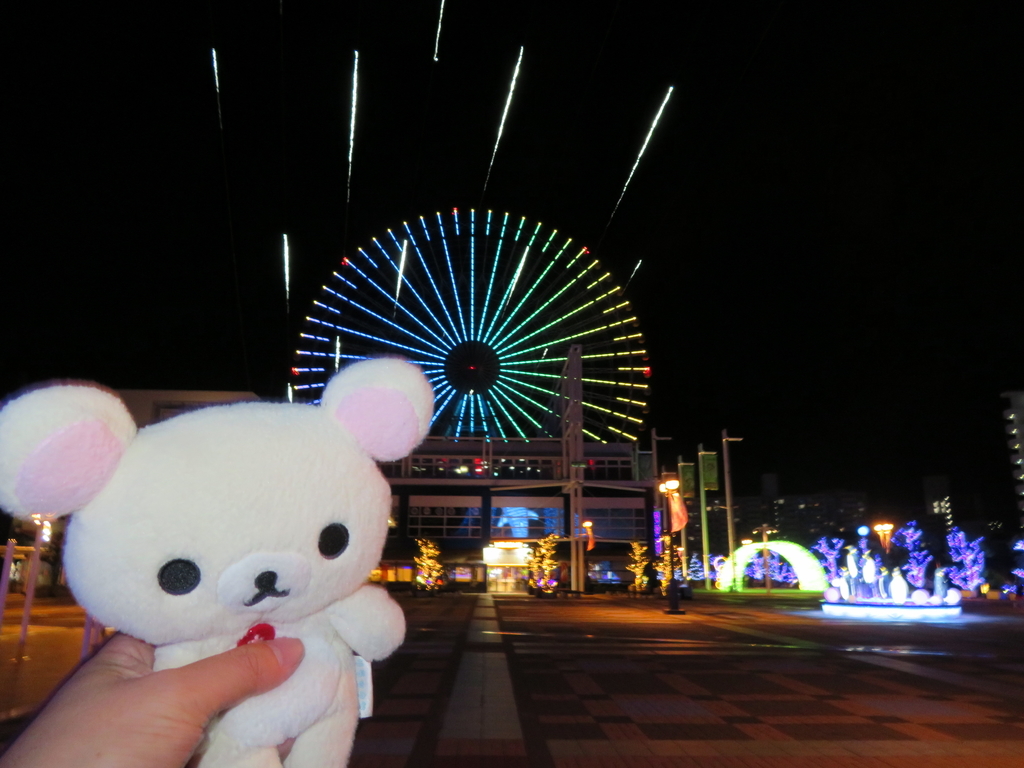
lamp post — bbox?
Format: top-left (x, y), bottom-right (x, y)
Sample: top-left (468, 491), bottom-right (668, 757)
top-left (697, 444), bottom-right (714, 591)
top-left (659, 477), bottom-right (685, 614)
top-left (753, 524), bottom-right (777, 595)
top-left (721, 430), bottom-right (743, 591)
top-left (581, 521), bottom-right (593, 592)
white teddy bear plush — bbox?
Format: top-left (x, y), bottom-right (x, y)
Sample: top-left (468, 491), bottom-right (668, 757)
top-left (0, 358), bottom-right (434, 768)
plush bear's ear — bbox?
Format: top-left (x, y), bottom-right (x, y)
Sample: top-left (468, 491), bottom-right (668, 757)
top-left (321, 359), bottom-right (434, 461)
top-left (0, 384), bottom-right (136, 518)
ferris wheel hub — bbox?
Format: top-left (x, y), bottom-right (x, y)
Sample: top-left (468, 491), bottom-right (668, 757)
top-left (444, 341), bottom-right (501, 394)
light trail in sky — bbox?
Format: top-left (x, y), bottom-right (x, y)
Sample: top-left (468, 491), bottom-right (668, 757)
top-left (623, 259), bottom-right (642, 291)
top-left (605, 86), bottom-right (674, 231)
top-left (433, 0), bottom-right (446, 61)
top-left (211, 48), bottom-right (224, 131)
top-left (347, 51), bottom-right (359, 205)
top-left (481, 46), bottom-right (523, 199)
top-left (283, 234), bottom-right (291, 313)
top-left (393, 239), bottom-right (408, 315)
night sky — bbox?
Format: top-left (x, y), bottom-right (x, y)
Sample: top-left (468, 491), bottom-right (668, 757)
top-left (5, 3), bottom-right (1022, 527)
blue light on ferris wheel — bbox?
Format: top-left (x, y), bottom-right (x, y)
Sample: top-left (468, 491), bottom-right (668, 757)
top-left (294, 210), bottom-right (648, 440)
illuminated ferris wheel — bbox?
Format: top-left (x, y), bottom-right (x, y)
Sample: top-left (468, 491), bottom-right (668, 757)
top-left (292, 209), bottom-right (649, 442)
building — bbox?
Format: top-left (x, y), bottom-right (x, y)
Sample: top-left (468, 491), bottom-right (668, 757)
top-left (378, 436), bottom-right (656, 592)
top-left (923, 475), bottom-right (954, 535)
top-left (699, 487), bottom-right (869, 552)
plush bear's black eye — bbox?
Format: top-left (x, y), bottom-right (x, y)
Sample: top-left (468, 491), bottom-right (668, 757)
top-left (318, 523), bottom-right (349, 559)
top-left (158, 559), bottom-right (201, 595)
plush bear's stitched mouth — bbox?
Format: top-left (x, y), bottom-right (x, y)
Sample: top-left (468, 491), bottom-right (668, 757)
top-left (244, 587), bottom-right (290, 606)
top-left (242, 570), bottom-right (291, 606)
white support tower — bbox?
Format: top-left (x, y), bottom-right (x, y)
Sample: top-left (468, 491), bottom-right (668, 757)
top-left (561, 344), bottom-right (585, 591)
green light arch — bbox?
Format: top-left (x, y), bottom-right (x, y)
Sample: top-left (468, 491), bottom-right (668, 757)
top-left (716, 541), bottom-right (828, 591)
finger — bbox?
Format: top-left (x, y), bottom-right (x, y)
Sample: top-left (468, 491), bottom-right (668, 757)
top-left (157, 637), bottom-right (304, 720)
top-left (85, 633), bottom-right (156, 680)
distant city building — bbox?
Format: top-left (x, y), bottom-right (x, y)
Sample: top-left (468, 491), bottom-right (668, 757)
top-left (923, 475), bottom-right (954, 534)
top-left (1003, 391), bottom-right (1024, 513)
top-left (702, 488), bottom-right (868, 550)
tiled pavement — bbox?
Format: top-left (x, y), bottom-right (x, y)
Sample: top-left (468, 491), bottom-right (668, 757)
top-left (352, 593), bottom-right (1024, 767)
top-left (4, 593), bottom-right (1024, 766)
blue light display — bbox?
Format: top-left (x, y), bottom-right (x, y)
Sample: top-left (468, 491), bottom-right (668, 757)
top-left (295, 210), bottom-right (648, 440)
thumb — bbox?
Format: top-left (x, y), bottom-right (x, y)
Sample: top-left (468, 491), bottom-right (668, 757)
top-left (158, 638), bottom-right (305, 720)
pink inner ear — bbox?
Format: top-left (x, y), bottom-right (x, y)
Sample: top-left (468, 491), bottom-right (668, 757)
top-left (335, 387), bottom-right (421, 460)
top-left (15, 419), bottom-right (124, 513)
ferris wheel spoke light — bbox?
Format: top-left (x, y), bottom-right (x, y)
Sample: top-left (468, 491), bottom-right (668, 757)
top-left (345, 250), bottom-right (455, 349)
top-left (494, 287), bottom-right (623, 354)
top-left (430, 388), bottom-right (458, 426)
top-left (454, 395), bottom-right (469, 436)
top-left (436, 212), bottom-right (469, 340)
top-left (321, 286), bottom-right (450, 356)
top-left (483, 232), bottom-right (574, 344)
top-left (403, 224), bottom-right (461, 345)
top-left (616, 397), bottom-right (647, 407)
top-left (500, 316), bottom-right (638, 358)
top-left (490, 384), bottom-right (547, 434)
top-left (583, 350), bottom-right (646, 359)
top-left (487, 252), bottom-right (600, 349)
top-left (477, 211), bottom-right (510, 339)
top-left (493, 379), bottom-right (560, 419)
top-left (583, 402), bottom-right (643, 424)
top-left (487, 390), bottom-right (529, 440)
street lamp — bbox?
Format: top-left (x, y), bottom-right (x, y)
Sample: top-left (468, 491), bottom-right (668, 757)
top-left (874, 523), bottom-right (894, 553)
top-left (659, 474), bottom-right (685, 615)
top-left (582, 520), bottom-right (594, 551)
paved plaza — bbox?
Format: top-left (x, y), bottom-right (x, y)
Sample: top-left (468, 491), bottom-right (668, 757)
top-left (3, 591), bottom-right (1024, 766)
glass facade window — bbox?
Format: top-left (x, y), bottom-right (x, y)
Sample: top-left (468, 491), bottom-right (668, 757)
top-left (579, 503), bottom-right (647, 541)
top-left (492, 457), bottom-right (558, 480)
top-left (491, 501), bottom-right (564, 539)
top-left (583, 458), bottom-right (634, 481)
top-left (409, 456), bottom-right (488, 478)
top-left (408, 506), bottom-right (482, 538)
top-left (379, 460), bottom-right (402, 478)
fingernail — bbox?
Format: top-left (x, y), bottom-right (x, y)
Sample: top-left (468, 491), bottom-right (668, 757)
top-left (265, 637), bottom-right (305, 669)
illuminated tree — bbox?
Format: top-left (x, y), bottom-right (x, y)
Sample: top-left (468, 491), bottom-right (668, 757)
top-left (626, 541), bottom-right (650, 591)
top-left (743, 552), bottom-right (797, 585)
top-left (414, 538), bottom-right (444, 592)
top-left (946, 527), bottom-right (985, 591)
top-left (654, 536), bottom-right (675, 596)
top-left (771, 554), bottom-right (798, 585)
top-left (892, 521), bottom-right (932, 588)
top-left (813, 537), bottom-right (845, 581)
top-left (687, 553), bottom-right (705, 582)
top-left (528, 533), bottom-right (559, 592)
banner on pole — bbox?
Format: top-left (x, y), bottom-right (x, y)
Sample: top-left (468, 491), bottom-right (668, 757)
top-left (679, 463), bottom-right (696, 498)
top-left (700, 452), bottom-right (719, 491)
top-left (667, 493), bottom-right (688, 532)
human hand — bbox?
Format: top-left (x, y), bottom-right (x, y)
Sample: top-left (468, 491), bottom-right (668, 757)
top-left (0, 632), bottom-right (304, 768)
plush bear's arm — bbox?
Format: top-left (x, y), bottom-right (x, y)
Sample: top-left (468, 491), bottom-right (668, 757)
top-left (326, 585), bottom-right (406, 661)
top-left (153, 640), bottom-right (207, 672)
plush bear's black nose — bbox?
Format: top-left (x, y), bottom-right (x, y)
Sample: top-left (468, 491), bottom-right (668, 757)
top-left (255, 571), bottom-right (279, 592)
